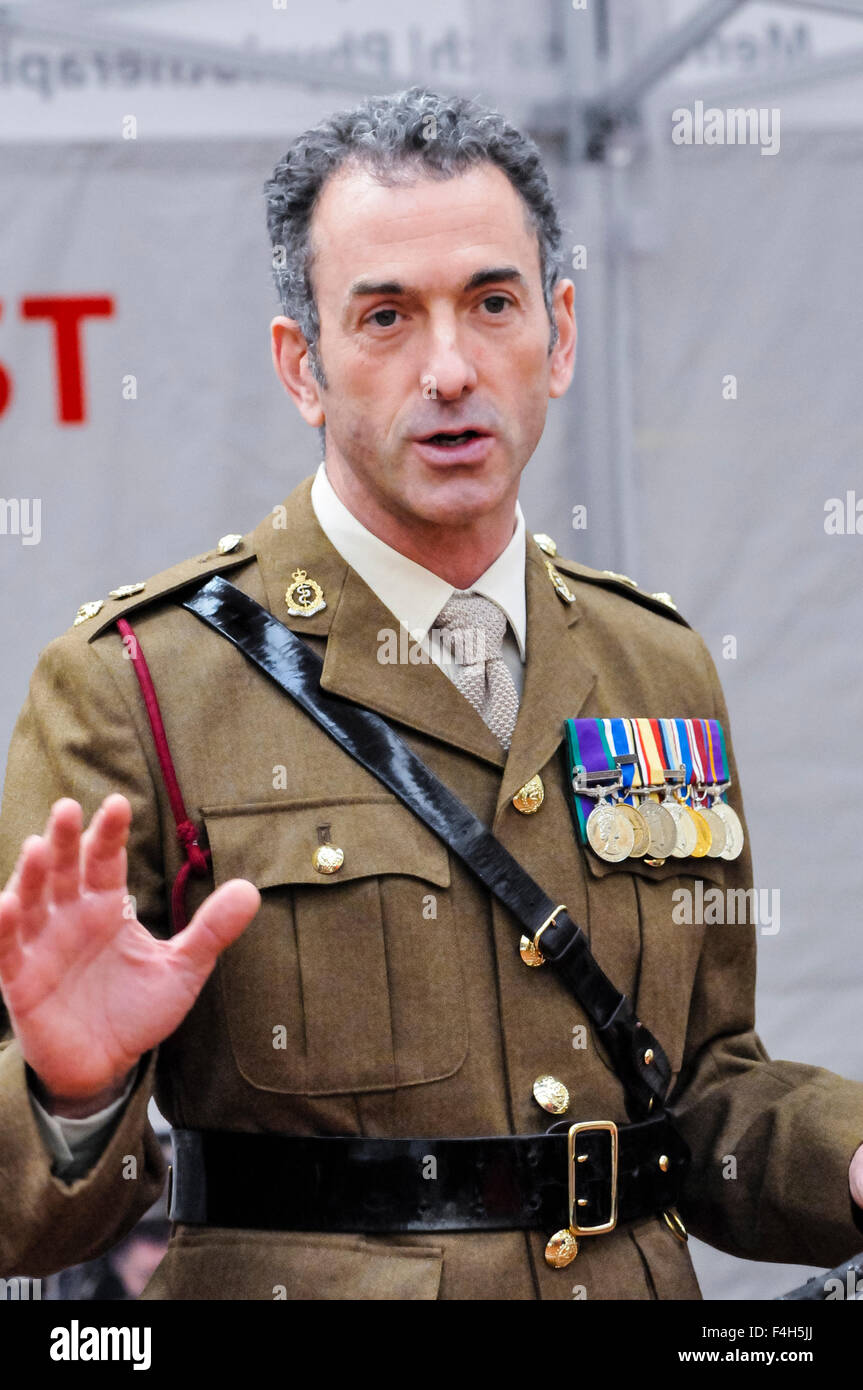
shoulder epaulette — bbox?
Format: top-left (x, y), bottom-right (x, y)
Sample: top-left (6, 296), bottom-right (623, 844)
top-left (531, 533), bottom-right (690, 629)
top-left (69, 533), bottom-right (257, 643)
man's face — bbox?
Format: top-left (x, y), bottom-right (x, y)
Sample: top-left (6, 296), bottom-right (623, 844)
top-left (304, 160), bottom-right (574, 530)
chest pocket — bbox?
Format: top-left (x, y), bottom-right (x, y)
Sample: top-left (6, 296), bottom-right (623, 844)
top-left (201, 795), bottom-right (467, 1096)
top-left (583, 850), bottom-right (731, 1078)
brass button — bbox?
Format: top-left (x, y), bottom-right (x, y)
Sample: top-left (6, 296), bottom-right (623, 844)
top-left (73, 600), bottom-right (104, 626)
top-left (658, 1154), bottom-right (670, 1173)
top-left (217, 533), bottom-right (243, 555)
top-left (602, 569), bottom-right (639, 588)
top-left (532, 1074), bottom-right (570, 1115)
top-left (312, 843), bottom-right (344, 875)
top-left (545, 1229), bottom-right (578, 1268)
top-left (533, 532), bottom-right (558, 557)
top-left (512, 774), bottom-right (544, 814)
top-left (519, 935), bottom-right (545, 967)
top-left (643, 1048), bottom-right (655, 1066)
top-left (109, 582), bottom-right (146, 600)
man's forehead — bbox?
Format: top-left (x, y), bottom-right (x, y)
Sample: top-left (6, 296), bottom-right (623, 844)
top-left (308, 160), bottom-right (541, 292)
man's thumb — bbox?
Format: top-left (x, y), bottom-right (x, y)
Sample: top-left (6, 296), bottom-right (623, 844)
top-left (169, 879), bottom-right (261, 976)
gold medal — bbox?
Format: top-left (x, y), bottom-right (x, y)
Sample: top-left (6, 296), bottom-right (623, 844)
top-left (685, 804), bottom-right (712, 858)
top-left (615, 801), bottom-right (650, 857)
top-left (285, 568), bottom-right (327, 618)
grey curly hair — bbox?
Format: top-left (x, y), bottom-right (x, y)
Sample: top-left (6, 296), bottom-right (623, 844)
top-left (264, 86), bottom-right (565, 412)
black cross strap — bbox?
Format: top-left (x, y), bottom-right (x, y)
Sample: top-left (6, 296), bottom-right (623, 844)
top-left (182, 574), bottom-right (672, 1121)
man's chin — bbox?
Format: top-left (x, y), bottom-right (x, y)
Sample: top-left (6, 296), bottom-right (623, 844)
top-left (397, 462), bottom-right (517, 528)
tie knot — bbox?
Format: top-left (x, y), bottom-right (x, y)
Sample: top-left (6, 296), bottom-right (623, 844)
top-left (432, 592), bottom-right (507, 666)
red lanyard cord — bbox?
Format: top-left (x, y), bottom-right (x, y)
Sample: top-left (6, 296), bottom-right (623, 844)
top-left (115, 617), bottom-right (210, 933)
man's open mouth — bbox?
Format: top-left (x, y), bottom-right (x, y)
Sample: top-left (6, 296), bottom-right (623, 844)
top-left (420, 430), bottom-right (487, 447)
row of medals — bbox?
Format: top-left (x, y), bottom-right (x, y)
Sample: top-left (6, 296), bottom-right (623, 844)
top-left (580, 776), bottom-right (745, 864)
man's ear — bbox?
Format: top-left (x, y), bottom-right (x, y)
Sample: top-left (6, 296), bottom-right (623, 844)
top-left (548, 279), bottom-right (576, 399)
top-left (270, 316), bottom-right (325, 427)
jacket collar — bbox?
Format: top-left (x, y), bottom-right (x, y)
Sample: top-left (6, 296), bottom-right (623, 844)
top-left (251, 478), bottom-right (596, 775)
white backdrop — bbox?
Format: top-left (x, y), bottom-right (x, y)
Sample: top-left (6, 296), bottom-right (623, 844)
top-left (2, 27), bottom-right (863, 1301)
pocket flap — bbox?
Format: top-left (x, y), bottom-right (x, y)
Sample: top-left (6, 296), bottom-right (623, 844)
top-left (583, 846), bottom-right (730, 888)
top-left (200, 795), bottom-right (465, 1095)
top-left (200, 795), bottom-right (451, 890)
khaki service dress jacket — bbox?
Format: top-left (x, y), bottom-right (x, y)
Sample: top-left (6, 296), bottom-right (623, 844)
top-left (1, 476), bottom-right (863, 1300)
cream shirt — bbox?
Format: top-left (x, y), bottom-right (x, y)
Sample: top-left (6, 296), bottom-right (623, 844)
top-left (311, 461), bottom-right (527, 695)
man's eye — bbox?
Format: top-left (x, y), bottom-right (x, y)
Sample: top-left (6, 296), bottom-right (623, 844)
top-left (482, 296), bottom-right (510, 314)
top-left (369, 308), bottom-right (399, 328)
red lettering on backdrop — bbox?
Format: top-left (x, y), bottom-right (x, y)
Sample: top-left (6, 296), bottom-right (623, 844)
top-left (20, 295), bottom-right (114, 424)
top-left (0, 302), bottom-right (12, 417)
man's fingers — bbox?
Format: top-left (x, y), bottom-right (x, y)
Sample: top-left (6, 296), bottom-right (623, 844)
top-left (81, 794), bottom-right (132, 894)
top-left (0, 890), bottom-right (23, 980)
top-left (46, 799), bottom-right (83, 905)
top-left (169, 880), bottom-right (261, 979)
top-left (849, 1145), bottom-right (863, 1207)
top-left (14, 837), bottom-right (50, 943)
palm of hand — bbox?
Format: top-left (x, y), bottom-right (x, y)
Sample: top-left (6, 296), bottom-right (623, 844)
top-left (0, 795), bottom-right (260, 1103)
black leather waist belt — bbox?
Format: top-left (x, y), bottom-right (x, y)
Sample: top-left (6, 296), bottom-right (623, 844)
top-left (168, 1117), bottom-right (689, 1235)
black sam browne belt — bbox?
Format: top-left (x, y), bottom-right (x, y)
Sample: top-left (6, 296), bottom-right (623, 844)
top-left (168, 1118), bottom-right (690, 1243)
top-left (180, 576), bottom-right (674, 1123)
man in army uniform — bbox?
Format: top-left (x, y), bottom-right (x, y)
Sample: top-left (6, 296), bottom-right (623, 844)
top-left (1, 87), bottom-right (862, 1301)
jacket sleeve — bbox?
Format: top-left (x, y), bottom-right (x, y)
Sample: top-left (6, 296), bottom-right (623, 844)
top-left (29, 1070), bottom-right (137, 1177)
top-left (0, 626), bottom-right (169, 1277)
top-left (670, 635), bottom-right (863, 1269)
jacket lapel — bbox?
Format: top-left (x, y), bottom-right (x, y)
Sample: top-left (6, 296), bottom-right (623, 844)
top-left (496, 540), bottom-right (597, 813)
top-left (250, 477), bottom-right (505, 767)
top-left (249, 481), bottom-right (596, 782)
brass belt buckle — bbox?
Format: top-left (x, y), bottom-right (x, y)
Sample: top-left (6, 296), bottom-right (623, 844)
top-left (545, 1119), bottom-right (619, 1268)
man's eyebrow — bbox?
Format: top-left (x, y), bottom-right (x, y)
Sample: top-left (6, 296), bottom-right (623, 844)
top-left (348, 279), bottom-right (406, 299)
top-left (463, 266), bottom-right (526, 291)
top-left (346, 266), bottom-right (527, 302)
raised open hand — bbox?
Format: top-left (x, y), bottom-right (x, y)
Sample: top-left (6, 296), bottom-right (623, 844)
top-left (0, 794), bottom-right (259, 1112)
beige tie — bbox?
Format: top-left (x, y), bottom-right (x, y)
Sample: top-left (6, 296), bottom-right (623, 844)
top-left (431, 592), bottom-right (520, 750)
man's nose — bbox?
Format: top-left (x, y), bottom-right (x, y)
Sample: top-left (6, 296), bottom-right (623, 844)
top-left (420, 320), bottom-right (478, 399)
